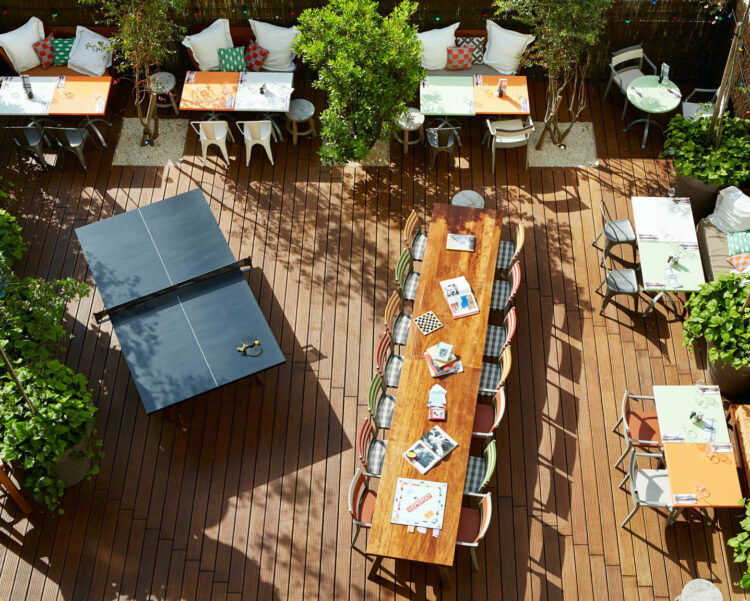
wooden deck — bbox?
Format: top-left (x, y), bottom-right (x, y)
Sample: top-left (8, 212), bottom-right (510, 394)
top-left (0, 79), bottom-right (746, 601)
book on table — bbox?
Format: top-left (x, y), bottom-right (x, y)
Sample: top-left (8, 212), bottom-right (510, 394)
top-left (424, 343), bottom-right (463, 377)
top-left (439, 276), bottom-right (479, 318)
top-left (402, 426), bottom-right (459, 474)
top-left (446, 234), bottom-right (476, 252)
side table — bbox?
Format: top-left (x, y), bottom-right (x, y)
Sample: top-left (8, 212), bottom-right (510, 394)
top-left (149, 72), bottom-right (180, 115)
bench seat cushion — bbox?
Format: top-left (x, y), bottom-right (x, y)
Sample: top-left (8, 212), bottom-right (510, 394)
top-left (696, 217), bottom-right (731, 281)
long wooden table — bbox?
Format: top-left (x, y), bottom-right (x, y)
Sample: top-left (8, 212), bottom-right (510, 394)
top-left (366, 204), bottom-right (501, 574)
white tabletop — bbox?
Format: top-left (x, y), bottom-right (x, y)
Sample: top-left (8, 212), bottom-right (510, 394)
top-left (234, 72), bottom-right (293, 112)
top-left (631, 196), bottom-right (697, 242)
top-left (0, 76), bottom-right (57, 116)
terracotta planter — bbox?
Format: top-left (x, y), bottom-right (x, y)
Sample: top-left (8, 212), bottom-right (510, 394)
top-left (707, 342), bottom-right (750, 398)
top-left (55, 439), bottom-right (91, 487)
top-left (675, 171), bottom-right (720, 223)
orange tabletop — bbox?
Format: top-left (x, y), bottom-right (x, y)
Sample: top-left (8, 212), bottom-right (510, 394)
top-left (49, 76), bottom-right (112, 115)
top-left (473, 75), bottom-right (530, 115)
top-left (179, 71), bottom-right (239, 111)
top-left (663, 443), bottom-right (743, 508)
top-left (366, 204), bottom-right (501, 567)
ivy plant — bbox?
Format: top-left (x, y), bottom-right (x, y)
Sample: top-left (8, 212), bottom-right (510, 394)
top-left (294, 0), bottom-right (424, 164)
top-left (683, 272), bottom-right (750, 370)
top-left (727, 497), bottom-right (750, 590)
top-left (0, 209), bottom-right (26, 274)
top-left (661, 115), bottom-right (750, 187)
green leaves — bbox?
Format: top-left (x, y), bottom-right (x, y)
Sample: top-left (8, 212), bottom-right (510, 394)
top-left (729, 498), bottom-right (750, 589)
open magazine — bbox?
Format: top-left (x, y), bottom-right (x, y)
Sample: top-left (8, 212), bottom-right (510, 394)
top-left (440, 276), bottom-right (479, 318)
top-left (402, 426), bottom-right (458, 474)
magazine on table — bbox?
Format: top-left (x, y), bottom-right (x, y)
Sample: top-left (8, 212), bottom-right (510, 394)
top-left (446, 234), bottom-right (476, 252)
top-left (439, 276), bottom-right (479, 318)
top-left (423, 343), bottom-right (463, 377)
top-left (402, 426), bottom-right (458, 474)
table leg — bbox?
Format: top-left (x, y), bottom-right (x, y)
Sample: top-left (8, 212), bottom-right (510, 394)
top-left (642, 291), bottom-right (664, 318)
top-left (403, 129), bottom-right (409, 155)
top-left (641, 113), bottom-right (651, 150)
top-left (667, 507), bottom-right (684, 526)
top-left (262, 112), bottom-right (285, 142)
top-left (438, 566), bottom-right (453, 590)
top-left (367, 556), bottom-right (383, 581)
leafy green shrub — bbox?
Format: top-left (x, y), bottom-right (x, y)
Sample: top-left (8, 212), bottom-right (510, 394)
top-left (727, 498), bottom-right (750, 590)
top-left (0, 209), bottom-right (26, 273)
top-left (661, 115), bottom-right (750, 187)
top-left (683, 272), bottom-right (750, 369)
top-left (0, 360), bottom-right (102, 512)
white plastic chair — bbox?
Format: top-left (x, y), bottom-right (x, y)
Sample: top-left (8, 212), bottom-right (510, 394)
top-left (236, 120), bottom-right (276, 166)
top-left (190, 120), bottom-right (234, 166)
top-left (485, 117), bottom-right (534, 172)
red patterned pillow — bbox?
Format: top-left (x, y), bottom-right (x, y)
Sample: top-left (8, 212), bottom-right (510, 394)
top-left (33, 34), bottom-right (55, 69)
top-left (245, 42), bottom-right (269, 72)
top-left (729, 253), bottom-right (750, 272)
top-left (446, 46), bottom-right (472, 71)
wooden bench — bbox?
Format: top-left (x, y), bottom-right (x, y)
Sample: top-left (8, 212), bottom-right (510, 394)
top-left (0, 25), bottom-right (116, 76)
top-left (732, 404), bottom-right (750, 490)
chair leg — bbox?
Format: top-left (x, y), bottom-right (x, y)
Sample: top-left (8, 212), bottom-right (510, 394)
top-left (601, 240), bottom-right (612, 267)
top-left (201, 141), bottom-right (208, 166)
top-left (219, 140), bottom-right (230, 165)
top-left (592, 230), bottom-right (603, 248)
top-left (470, 548), bottom-right (479, 572)
top-left (613, 441), bottom-right (632, 469)
top-left (74, 148), bottom-right (88, 172)
top-left (351, 524), bottom-right (361, 546)
top-left (263, 140), bottom-right (274, 165)
top-left (621, 504), bottom-right (640, 528)
top-left (309, 117), bottom-right (317, 138)
top-left (429, 148), bottom-right (437, 172)
top-left (524, 145), bottom-right (529, 170)
top-left (491, 145), bottom-right (496, 174)
top-left (245, 141), bottom-right (252, 167)
top-left (449, 148), bottom-right (455, 172)
top-left (612, 414), bottom-right (624, 432)
top-left (604, 75), bottom-right (613, 99)
top-left (621, 98), bottom-right (629, 121)
top-left (600, 290), bottom-right (613, 315)
top-left (618, 471), bottom-right (629, 489)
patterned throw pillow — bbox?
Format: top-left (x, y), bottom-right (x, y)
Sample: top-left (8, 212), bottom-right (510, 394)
top-left (52, 37), bottom-right (74, 66)
top-left (245, 42), bottom-right (269, 72)
top-left (218, 46), bottom-right (245, 72)
top-left (446, 46), bottom-right (472, 71)
top-left (455, 36), bottom-right (485, 64)
top-left (727, 231), bottom-right (750, 256)
top-left (728, 253), bottom-right (750, 273)
top-left (33, 34), bottom-right (54, 69)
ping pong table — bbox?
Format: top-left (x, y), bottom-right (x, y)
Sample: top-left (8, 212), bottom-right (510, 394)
top-left (76, 189), bottom-right (285, 414)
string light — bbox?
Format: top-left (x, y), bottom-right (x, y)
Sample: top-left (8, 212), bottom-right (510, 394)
top-left (242, 6), bottom-right (248, 14)
top-left (51, 8), bottom-right (58, 18)
top-left (194, 8), bottom-right (201, 16)
top-left (624, 16), bottom-right (631, 23)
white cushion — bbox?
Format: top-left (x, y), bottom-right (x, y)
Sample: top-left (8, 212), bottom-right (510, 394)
top-left (249, 19), bottom-right (298, 72)
top-left (417, 23), bottom-right (460, 71)
top-left (483, 20), bottom-right (535, 75)
top-left (182, 18), bottom-right (233, 71)
top-left (67, 26), bottom-right (112, 77)
top-left (709, 187), bottom-right (750, 233)
top-left (0, 17), bottom-right (44, 73)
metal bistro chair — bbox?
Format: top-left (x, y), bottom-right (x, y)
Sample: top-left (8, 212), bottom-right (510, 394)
top-left (497, 222), bottom-right (525, 277)
top-left (620, 451), bottom-right (675, 528)
top-left (357, 416), bottom-right (387, 477)
top-left (472, 386), bottom-right (506, 439)
top-left (375, 330), bottom-right (404, 389)
top-left (403, 209), bottom-right (428, 262)
top-left (395, 248), bottom-right (421, 303)
top-left (366, 373), bottom-right (396, 430)
top-left (483, 307), bottom-right (517, 358)
top-left (597, 259), bottom-right (640, 316)
top-left (348, 468), bottom-right (378, 546)
top-left (592, 200), bottom-right (637, 267)
top-left (46, 123), bottom-right (105, 173)
top-left (485, 117), bottom-right (534, 172)
top-left (190, 120), bottom-right (234, 166)
top-left (6, 122), bottom-right (54, 170)
top-left (603, 44), bottom-right (657, 121)
top-left (612, 390), bottom-right (662, 471)
top-left (479, 346), bottom-right (512, 397)
top-left (384, 290), bottom-right (412, 346)
top-left (490, 261), bottom-right (522, 315)
top-left (464, 439), bottom-right (497, 494)
top-left (456, 492), bottom-right (493, 571)
top-left (681, 88), bottom-right (719, 120)
top-left (236, 120), bottom-right (276, 166)
top-left (426, 126), bottom-right (460, 172)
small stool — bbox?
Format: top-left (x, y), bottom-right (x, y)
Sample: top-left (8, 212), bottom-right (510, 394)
top-left (149, 72), bottom-right (179, 115)
top-left (285, 99), bottom-right (317, 145)
top-left (394, 108), bottom-right (424, 154)
top-left (452, 190), bottom-right (485, 208)
top-left (676, 579), bottom-right (723, 601)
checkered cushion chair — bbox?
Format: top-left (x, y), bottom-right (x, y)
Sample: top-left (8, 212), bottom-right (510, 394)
top-left (357, 417), bottom-right (387, 476)
top-left (496, 222), bottom-right (525, 275)
top-left (483, 307), bottom-right (516, 357)
top-left (456, 492), bottom-right (493, 571)
top-left (375, 331), bottom-right (404, 388)
top-left (480, 346), bottom-right (512, 396)
top-left (490, 262), bottom-right (521, 312)
top-left (396, 248), bottom-right (420, 302)
top-left (464, 440), bottom-right (496, 493)
top-left (367, 373), bottom-right (396, 429)
top-left (404, 208), bottom-right (428, 261)
top-left (385, 291), bottom-right (412, 346)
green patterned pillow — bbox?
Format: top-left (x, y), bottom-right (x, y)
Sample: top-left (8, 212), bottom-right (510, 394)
top-left (53, 38), bottom-right (75, 66)
top-left (728, 231), bottom-right (750, 255)
top-left (218, 47), bottom-right (245, 72)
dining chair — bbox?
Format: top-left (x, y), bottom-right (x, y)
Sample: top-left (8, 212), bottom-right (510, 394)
top-left (403, 209), bottom-right (428, 262)
top-left (681, 88), bottom-right (718, 120)
top-left (190, 120), bottom-right (234, 165)
top-left (603, 44), bottom-right (657, 120)
top-left (357, 416), bottom-right (387, 476)
top-left (456, 492), bottom-right (493, 571)
top-left (464, 439), bottom-right (497, 494)
top-left (366, 373), bottom-right (396, 430)
top-left (348, 468), bottom-right (378, 546)
top-left (235, 120), bottom-right (276, 166)
top-left (384, 290), bottom-right (412, 346)
top-left (395, 248), bottom-right (421, 302)
top-left (612, 390), bottom-right (661, 470)
top-left (479, 346), bottom-right (512, 396)
top-left (485, 116), bottom-right (534, 172)
top-left (6, 123), bottom-right (52, 170)
top-left (592, 200), bottom-right (637, 267)
top-left (426, 126), bottom-right (460, 172)
top-left (490, 262), bottom-right (522, 314)
top-left (597, 259), bottom-right (640, 316)
top-left (621, 450), bottom-right (675, 528)
top-left (483, 307), bottom-right (517, 358)
top-left (46, 124), bottom-right (103, 173)
top-left (375, 330), bottom-right (404, 389)
top-left (472, 387), bottom-right (506, 439)
top-left (496, 222), bottom-right (525, 277)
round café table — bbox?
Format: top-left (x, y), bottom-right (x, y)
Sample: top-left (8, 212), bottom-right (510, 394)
top-left (451, 190), bottom-right (485, 208)
top-left (624, 75), bottom-right (681, 150)
top-left (677, 578), bottom-right (723, 601)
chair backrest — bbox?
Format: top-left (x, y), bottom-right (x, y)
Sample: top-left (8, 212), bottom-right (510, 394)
top-left (7, 125), bottom-right (42, 148)
top-left (395, 248), bottom-right (413, 293)
top-left (508, 262), bottom-right (522, 303)
top-left (427, 126), bottom-right (458, 149)
top-left (375, 330), bottom-right (394, 380)
top-left (474, 493), bottom-right (493, 543)
top-left (46, 127), bottom-right (82, 149)
top-left (357, 417), bottom-right (378, 471)
top-left (191, 120), bottom-right (226, 141)
top-left (237, 120), bottom-right (271, 141)
top-left (503, 307), bottom-right (517, 352)
top-left (498, 346), bottom-right (512, 390)
top-left (490, 387), bottom-right (507, 434)
top-left (384, 291), bottom-right (402, 337)
top-left (493, 121), bottom-right (534, 140)
top-left (403, 209), bottom-right (421, 251)
top-left (348, 468), bottom-right (368, 521)
top-left (611, 44), bottom-right (644, 70)
top-left (510, 222), bottom-right (525, 266)
top-left (479, 440), bottom-right (497, 491)
top-left (366, 373), bottom-right (386, 423)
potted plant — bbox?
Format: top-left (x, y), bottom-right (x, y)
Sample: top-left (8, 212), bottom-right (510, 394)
top-left (661, 114), bottom-right (750, 221)
top-left (293, 0), bottom-right (424, 164)
top-left (727, 497), bottom-right (750, 591)
top-left (683, 272), bottom-right (750, 396)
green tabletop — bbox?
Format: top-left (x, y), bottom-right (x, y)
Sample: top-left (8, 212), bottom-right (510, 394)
top-left (420, 76), bottom-right (475, 116)
top-left (654, 385), bottom-right (729, 444)
top-left (638, 241), bottom-right (705, 292)
top-left (626, 75), bottom-right (682, 114)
